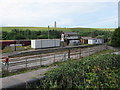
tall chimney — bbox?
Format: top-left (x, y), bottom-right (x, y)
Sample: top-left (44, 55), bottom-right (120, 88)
top-left (54, 21), bottom-right (56, 28)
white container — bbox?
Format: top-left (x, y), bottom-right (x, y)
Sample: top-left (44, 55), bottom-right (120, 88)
top-left (88, 39), bottom-right (104, 44)
top-left (31, 39), bottom-right (60, 49)
top-left (88, 39), bottom-right (95, 44)
top-left (69, 40), bottom-right (80, 46)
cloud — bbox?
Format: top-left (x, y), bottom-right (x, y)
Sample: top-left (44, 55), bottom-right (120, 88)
top-left (0, 0), bottom-right (118, 28)
top-left (83, 16), bottom-right (118, 28)
top-left (0, 1), bottom-right (102, 24)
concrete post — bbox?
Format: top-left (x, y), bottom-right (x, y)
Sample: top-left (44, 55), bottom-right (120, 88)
top-left (53, 53), bottom-right (55, 63)
top-left (79, 49), bottom-right (81, 59)
top-left (68, 49), bottom-right (70, 59)
top-left (40, 55), bottom-right (42, 66)
top-left (26, 59), bottom-right (27, 69)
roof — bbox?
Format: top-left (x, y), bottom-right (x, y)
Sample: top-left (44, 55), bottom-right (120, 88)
top-left (81, 37), bottom-right (92, 40)
top-left (88, 38), bottom-right (104, 40)
top-left (64, 32), bottom-right (78, 35)
top-left (81, 37), bottom-right (104, 40)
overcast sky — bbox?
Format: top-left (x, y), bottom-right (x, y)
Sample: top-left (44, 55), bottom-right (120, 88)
top-left (0, 0), bottom-right (119, 28)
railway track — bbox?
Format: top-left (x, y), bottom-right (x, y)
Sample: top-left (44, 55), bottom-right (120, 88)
top-left (2, 45), bottom-right (107, 72)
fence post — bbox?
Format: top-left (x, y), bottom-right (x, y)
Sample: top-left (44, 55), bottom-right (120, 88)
top-left (77, 49), bottom-right (79, 59)
top-left (96, 46), bottom-right (98, 53)
top-left (26, 58), bottom-right (27, 69)
top-left (65, 53), bottom-right (66, 60)
top-left (79, 49), bottom-right (81, 59)
top-left (89, 48), bottom-right (90, 56)
top-left (40, 55), bottom-right (42, 66)
top-left (53, 53), bottom-right (55, 63)
top-left (64, 53), bottom-right (66, 61)
top-left (105, 43), bottom-right (107, 50)
top-left (6, 64), bottom-right (9, 76)
top-left (68, 49), bottom-right (70, 59)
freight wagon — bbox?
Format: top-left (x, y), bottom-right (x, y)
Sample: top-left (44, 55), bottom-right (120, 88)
top-left (31, 39), bottom-right (60, 49)
top-left (0, 40), bottom-right (31, 49)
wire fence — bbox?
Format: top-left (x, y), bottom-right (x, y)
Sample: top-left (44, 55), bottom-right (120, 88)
top-left (2, 44), bottom-right (107, 74)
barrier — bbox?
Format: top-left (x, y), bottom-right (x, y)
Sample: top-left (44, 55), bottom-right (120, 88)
top-left (2, 44), bottom-right (107, 74)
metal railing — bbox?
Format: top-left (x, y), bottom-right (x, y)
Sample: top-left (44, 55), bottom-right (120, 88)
top-left (2, 44), bottom-right (107, 74)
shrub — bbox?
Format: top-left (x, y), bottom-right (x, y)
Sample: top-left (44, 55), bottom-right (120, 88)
top-left (38, 54), bottom-right (120, 89)
top-left (111, 28), bottom-right (120, 47)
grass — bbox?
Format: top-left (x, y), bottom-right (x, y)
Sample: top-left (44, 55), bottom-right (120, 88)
top-left (1, 27), bottom-right (115, 32)
top-left (2, 65), bottom-right (49, 77)
top-left (1, 46), bottom-right (13, 53)
top-left (1, 45), bottom-right (32, 53)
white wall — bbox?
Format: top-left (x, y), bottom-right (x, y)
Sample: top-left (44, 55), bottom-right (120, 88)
top-left (88, 39), bottom-right (94, 44)
top-left (31, 39), bottom-right (60, 49)
top-left (96, 39), bottom-right (104, 44)
top-left (69, 40), bottom-right (80, 45)
top-left (88, 39), bottom-right (104, 44)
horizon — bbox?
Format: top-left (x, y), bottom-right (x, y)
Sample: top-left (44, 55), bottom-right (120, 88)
top-left (1, 26), bottom-right (116, 29)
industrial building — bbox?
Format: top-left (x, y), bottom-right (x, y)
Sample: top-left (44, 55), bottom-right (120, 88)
top-left (88, 38), bottom-right (104, 44)
top-left (63, 32), bottom-right (80, 46)
top-left (80, 37), bottom-right (92, 44)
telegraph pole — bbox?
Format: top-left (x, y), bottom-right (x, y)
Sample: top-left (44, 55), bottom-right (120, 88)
top-left (48, 25), bottom-right (50, 39)
top-left (15, 40), bottom-right (16, 51)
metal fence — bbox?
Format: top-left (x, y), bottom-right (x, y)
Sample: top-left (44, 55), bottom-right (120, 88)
top-left (2, 44), bottom-right (107, 74)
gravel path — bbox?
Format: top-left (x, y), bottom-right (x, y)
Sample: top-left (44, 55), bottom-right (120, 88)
top-left (2, 66), bottom-right (56, 89)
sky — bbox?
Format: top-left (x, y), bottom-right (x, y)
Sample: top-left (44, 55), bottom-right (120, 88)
top-left (0, 0), bottom-right (119, 28)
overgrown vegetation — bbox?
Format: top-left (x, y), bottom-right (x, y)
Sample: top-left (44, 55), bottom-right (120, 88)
top-left (38, 53), bottom-right (120, 89)
top-left (111, 27), bottom-right (120, 47)
top-left (79, 30), bottom-right (112, 41)
top-left (1, 45), bottom-right (31, 53)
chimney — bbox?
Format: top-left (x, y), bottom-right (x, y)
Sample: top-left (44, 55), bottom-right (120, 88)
top-left (54, 21), bottom-right (56, 28)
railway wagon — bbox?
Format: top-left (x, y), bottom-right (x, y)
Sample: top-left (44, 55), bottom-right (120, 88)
top-left (0, 40), bottom-right (31, 49)
top-left (31, 39), bottom-right (60, 49)
top-left (0, 40), bottom-right (15, 49)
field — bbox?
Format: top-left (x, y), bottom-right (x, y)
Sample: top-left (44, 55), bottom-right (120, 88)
top-left (0, 27), bottom-right (115, 32)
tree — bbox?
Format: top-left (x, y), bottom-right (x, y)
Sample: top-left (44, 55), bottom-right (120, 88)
top-left (111, 28), bottom-right (120, 47)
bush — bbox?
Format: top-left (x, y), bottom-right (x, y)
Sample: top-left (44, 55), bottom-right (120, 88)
top-left (111, 28), bottom-right (120, 47)
top-left (38, 54), bottom-right (120, 89)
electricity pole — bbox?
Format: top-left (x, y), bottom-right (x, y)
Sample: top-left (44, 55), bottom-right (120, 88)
top-left (48, 25), bottom-right (50, 39)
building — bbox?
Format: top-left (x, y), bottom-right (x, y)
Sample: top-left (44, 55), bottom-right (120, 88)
top-left (64, 32), bottom-right (80, 46)
top-left (88, 38), bottom-right (104, 44)
top-left (80, 37), bottom-right (92, 44)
